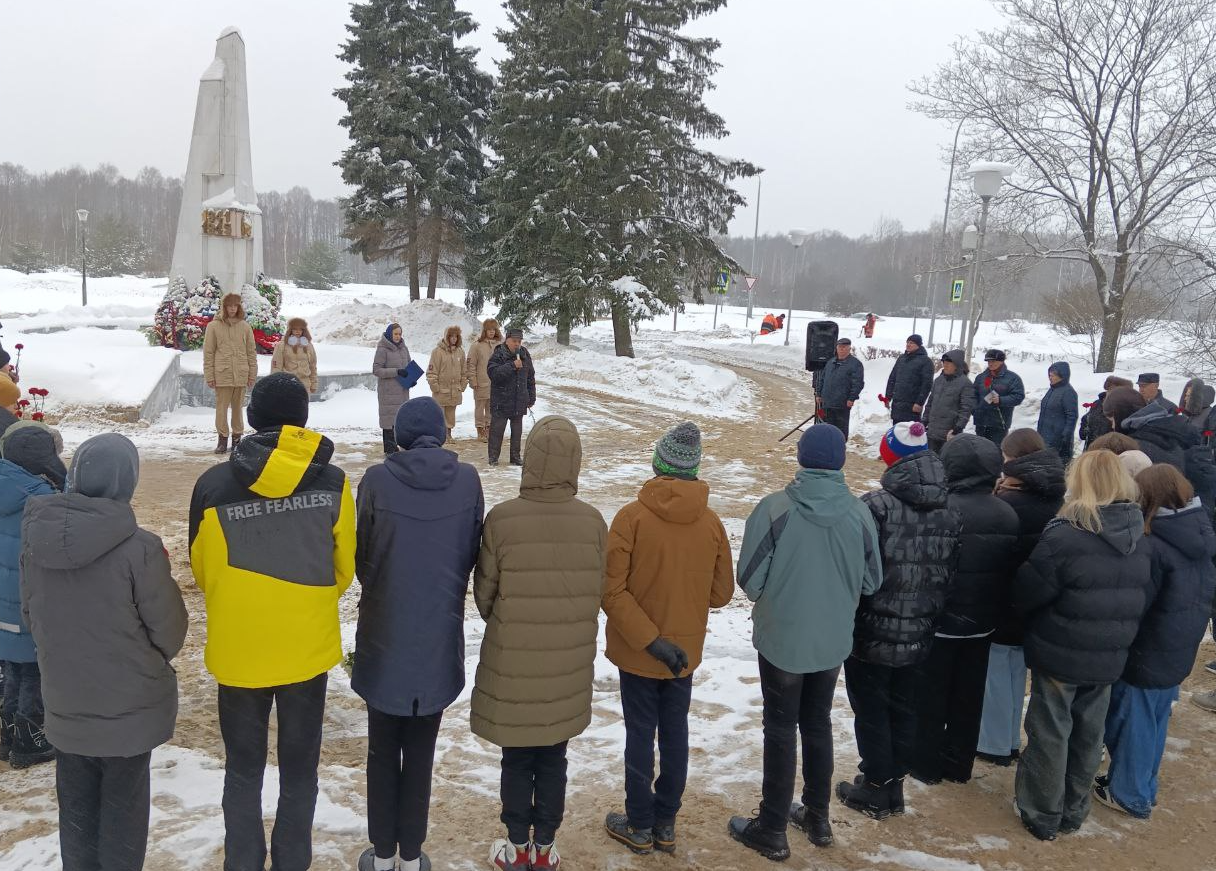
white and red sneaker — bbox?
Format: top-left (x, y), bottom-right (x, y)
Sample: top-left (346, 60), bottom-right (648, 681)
top-left (490, 840), bottom-right (529, 871)
top-left (529, 842), bottom-right (560, 870)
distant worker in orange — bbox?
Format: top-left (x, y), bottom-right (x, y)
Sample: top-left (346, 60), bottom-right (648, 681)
top-left (760, 313), bottom-right (779, 335)
top-left (864, 313), bottom-right (877, 339)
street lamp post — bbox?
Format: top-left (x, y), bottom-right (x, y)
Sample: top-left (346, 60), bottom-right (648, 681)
top-left (747, 172), bottom-right (762, 325)
top-left (957, 224), bottom-right (978, 348)
top-left (786, 229), bottom-right (810, 347)
top-left (76, 209), bottom-right (89, 306)
top-left (927, 116), bottom-right (969, 346)
top-left (962, 163), bottom-right (1012, 363)
top-left (911, 273), bottom-right (923, 334)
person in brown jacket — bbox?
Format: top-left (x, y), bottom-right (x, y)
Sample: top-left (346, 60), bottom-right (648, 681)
top-left (271, 317), bottom-right (318, 394)
top-left (203, 292), bottom-right (257, 454)
top-left (471, 416), bottom-right (607, 871)
top-left (467, 319), bottom-right (503, 442)
top-left (602, 422), bottom-right (735, 856)
top-left (426, 326), bottom-right (467, 441)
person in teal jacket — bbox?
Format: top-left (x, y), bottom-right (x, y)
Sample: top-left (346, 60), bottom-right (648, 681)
top-left (729, 424), bottom-right (882, 861)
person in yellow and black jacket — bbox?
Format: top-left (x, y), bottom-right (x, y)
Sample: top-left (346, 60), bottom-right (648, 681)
top-left (189, 371), bottom-right (355, 871)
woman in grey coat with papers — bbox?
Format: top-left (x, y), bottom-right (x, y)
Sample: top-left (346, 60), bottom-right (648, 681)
top-left (373, 322), bottom-right (413, 455)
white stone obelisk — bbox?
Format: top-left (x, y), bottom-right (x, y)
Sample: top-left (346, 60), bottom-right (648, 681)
top-left (169, 27), bottom-right (264, 295)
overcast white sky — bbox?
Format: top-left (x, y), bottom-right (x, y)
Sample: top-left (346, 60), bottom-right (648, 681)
top-left (0, 0), bottom-right (1004, 238)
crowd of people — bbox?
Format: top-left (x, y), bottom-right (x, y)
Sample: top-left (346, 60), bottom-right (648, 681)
top-left (1, 321), bottom-right (1215, 871)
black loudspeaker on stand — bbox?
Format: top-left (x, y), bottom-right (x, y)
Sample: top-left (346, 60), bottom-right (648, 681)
top-left (779, 320), bottom-right (840, 443)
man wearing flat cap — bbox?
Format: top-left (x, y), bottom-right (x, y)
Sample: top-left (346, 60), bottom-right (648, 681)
top-left (816, 338), bottom-right (865, 439)
top-left (486, 328), bottom-right (536, 466)
top-left (1137, 373), bottom-right (1178, 415)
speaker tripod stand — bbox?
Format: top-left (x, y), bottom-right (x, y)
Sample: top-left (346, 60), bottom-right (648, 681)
top-left (778, 397), bottom-right (821, 443)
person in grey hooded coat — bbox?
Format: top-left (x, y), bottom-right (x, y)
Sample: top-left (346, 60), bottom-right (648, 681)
top-left (21, 433), bottom-right (188, 871)
top-left (923, 350), bottom-right (975, 454)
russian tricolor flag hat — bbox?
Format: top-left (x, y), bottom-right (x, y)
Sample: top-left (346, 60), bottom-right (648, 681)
top-left (879, 421), bottom-right (929, 467)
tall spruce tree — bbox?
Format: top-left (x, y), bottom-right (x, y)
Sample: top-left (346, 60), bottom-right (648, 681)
top-left (475, 0), bottom-right (757, 355)
top-left (337, 0), bottom-right (492, 301)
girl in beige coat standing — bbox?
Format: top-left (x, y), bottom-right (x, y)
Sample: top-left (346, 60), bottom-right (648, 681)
top-left (467, 319), bottom-right (503, 442)
top-left (203, 292), bottom-right (257, 454)
top-left (271, 318), bottom-right (318, 394)
top-left (426, 326), bottom-right (467, 441)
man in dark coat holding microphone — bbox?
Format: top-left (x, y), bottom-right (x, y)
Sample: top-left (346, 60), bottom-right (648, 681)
top-left (487, 328), bottom-right (536, 467)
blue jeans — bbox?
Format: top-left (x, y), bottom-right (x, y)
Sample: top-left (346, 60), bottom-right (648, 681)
top-left (1, 660), bottom-right (43, 721)
top-left (978, 644), bottom-right (1026, 755)
top-left (1102, 681), bottom-right (1178, 818)
top-left (619, 670), bottom-right (693, 830)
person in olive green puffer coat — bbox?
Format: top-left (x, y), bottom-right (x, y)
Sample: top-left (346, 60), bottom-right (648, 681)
top-left (471, 416), bottom-right (607, 866)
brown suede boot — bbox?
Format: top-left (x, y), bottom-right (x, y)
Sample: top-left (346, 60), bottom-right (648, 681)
top-left (214, 435), bottom-right (229, 455)
top-left (446, 427), bottom-right (454, 442)
top-left (478, 426), bottom-right (489, 442)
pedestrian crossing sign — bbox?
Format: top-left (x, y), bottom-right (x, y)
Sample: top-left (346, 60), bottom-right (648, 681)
top-left (713, 269), bottom-right (731, 294)
top-left (951, 279), bottom-right (965, 303)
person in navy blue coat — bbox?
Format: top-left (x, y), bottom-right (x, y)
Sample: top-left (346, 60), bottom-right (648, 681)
top-left (352, 397), bottom-right (484, 871)
top-left (1095, 465), bottom-right (1216, 819)
top-left (1036, 362), bottom-right (1079, 460)
top-left (0, 424), bottom-right (65, 768)
top-left (487, 329), bottom-right (536, 467)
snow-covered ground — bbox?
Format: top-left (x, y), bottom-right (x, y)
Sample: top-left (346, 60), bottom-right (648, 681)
top-left (1, 268), bottom-right (1195, 458)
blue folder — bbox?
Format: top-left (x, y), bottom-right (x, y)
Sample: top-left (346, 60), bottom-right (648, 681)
top-left (397, 359), bottom-right (424, 390)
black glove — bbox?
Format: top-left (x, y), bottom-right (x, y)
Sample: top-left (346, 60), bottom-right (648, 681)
top-left (646, 637), bottom-right (689, 677)
top-left (397, 368), bottom-right (408, 377)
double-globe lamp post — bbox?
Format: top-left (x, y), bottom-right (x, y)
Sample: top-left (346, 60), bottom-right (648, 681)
top-left (76, 208), bottom-right (89, 306)
top-left (960, 162), bottom-right (1013, 364)
top-left (786, 229), bottom-right (810, 347)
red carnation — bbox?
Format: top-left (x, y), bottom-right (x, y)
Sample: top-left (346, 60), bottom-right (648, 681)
top-left (30, 412), bottom-right (44, 422)
top-left (17, 399), bottom-right (30, 407)
top-left (13, 344), bottom-right (23, 350)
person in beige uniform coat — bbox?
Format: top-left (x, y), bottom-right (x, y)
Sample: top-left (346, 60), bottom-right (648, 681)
top-left (426, 326), bottom-right (467, 441)
top-left (472, 417), bottom-right (607, 870)
top-left (203, 293), bottom-right (257, 454)
top-left (467, 319), bottom-right (503, 442)
top-left (271, 318), bottom-right (318, 395)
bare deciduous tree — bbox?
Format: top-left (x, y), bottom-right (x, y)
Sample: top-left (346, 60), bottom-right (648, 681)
top-left (911, 0), bottom-right (1216, 372)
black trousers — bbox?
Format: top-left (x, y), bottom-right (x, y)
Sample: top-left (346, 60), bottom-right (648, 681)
top-left (57, 750), bottom-right (152, 871)
top-left (891, 402), bottom-right (921, 424)
top-left (975, 423), bottom-right (1008, 447)
top-left (821, 408), bottom-right (851, 440)
top-left (488, 414), bottom-right (523, 464)
top-left (758, 655), bottom-right (839, 832)
top-left (367, 707), bottom-right (442, 862)
top-left (501, 742), bottom-right (569, 845)
top-left (218, 672), bottom-right (327, 871)
top-left (912, 636), bottom-right (991, 783)
top-left (619, 670), bottom-right (693, 830)
top-left (843, 656), bottom-right (917, 784)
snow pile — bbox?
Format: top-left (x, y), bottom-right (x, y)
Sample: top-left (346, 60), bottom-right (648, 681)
top-left (528, 337), bottom-right (751, 419)
top-left (309, 298), bottom-right (483, 350)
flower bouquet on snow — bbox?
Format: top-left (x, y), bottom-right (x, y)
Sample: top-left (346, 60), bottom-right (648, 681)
top-left (16, 386), bottom-right (50, 422)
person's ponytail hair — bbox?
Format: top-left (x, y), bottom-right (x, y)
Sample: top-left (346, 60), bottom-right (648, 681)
top-left (1059, 450), bottom-right (1139, 533)
top-left (1134, 464), bottom-right (1194, 534)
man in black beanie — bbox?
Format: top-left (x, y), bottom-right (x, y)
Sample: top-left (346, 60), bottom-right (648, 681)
top-left (189, 372), bottom-right (356, 871)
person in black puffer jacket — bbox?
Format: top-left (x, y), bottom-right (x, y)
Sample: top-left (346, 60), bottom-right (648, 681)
top-left (837, 422), bottom-right (962, 821)
top-left (911, 435), bottom-right (1019, 785)
top-left (1118, 399), bottom-right (1216, 513)
top-left (977, 430), bottom-right (1065, 767)
top-left (884, 335), bottom-right (934, 424)
top-left (1080, 377), bottom-right (1132, 451)
top-left (1096, 465), bottom-right (1216, 819)
top-left (1012, 450), bottom-right (1152, 842)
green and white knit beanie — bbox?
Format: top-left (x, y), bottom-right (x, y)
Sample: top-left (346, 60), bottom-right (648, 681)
top-left (653, 422), bottom-right (702, 480)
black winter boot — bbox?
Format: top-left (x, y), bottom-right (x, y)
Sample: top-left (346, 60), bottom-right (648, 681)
top-left (727, 816), bottom-right (791, 861)
top-left (605, 811), bottom-right (653, 855)
top-left (230, 433), bottom-right (242, 453)
top-left (887, 777), bottom-right (906, 816)
top-left (0, 712), bottom-right (12, 763)
top-left (9, 715), bottom-right (54, 769)
top-left (836, 776), bottom-right (891, 821)
top-left (789, 803), bottom-right (833, 847)
top-left (213, 435), bottom-right (229, 455)
top-left (652, 821), bottom-right (676, 854)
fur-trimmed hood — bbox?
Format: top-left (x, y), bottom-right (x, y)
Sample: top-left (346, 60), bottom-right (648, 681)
top-left (220, 292), bottom-right (246, 322)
